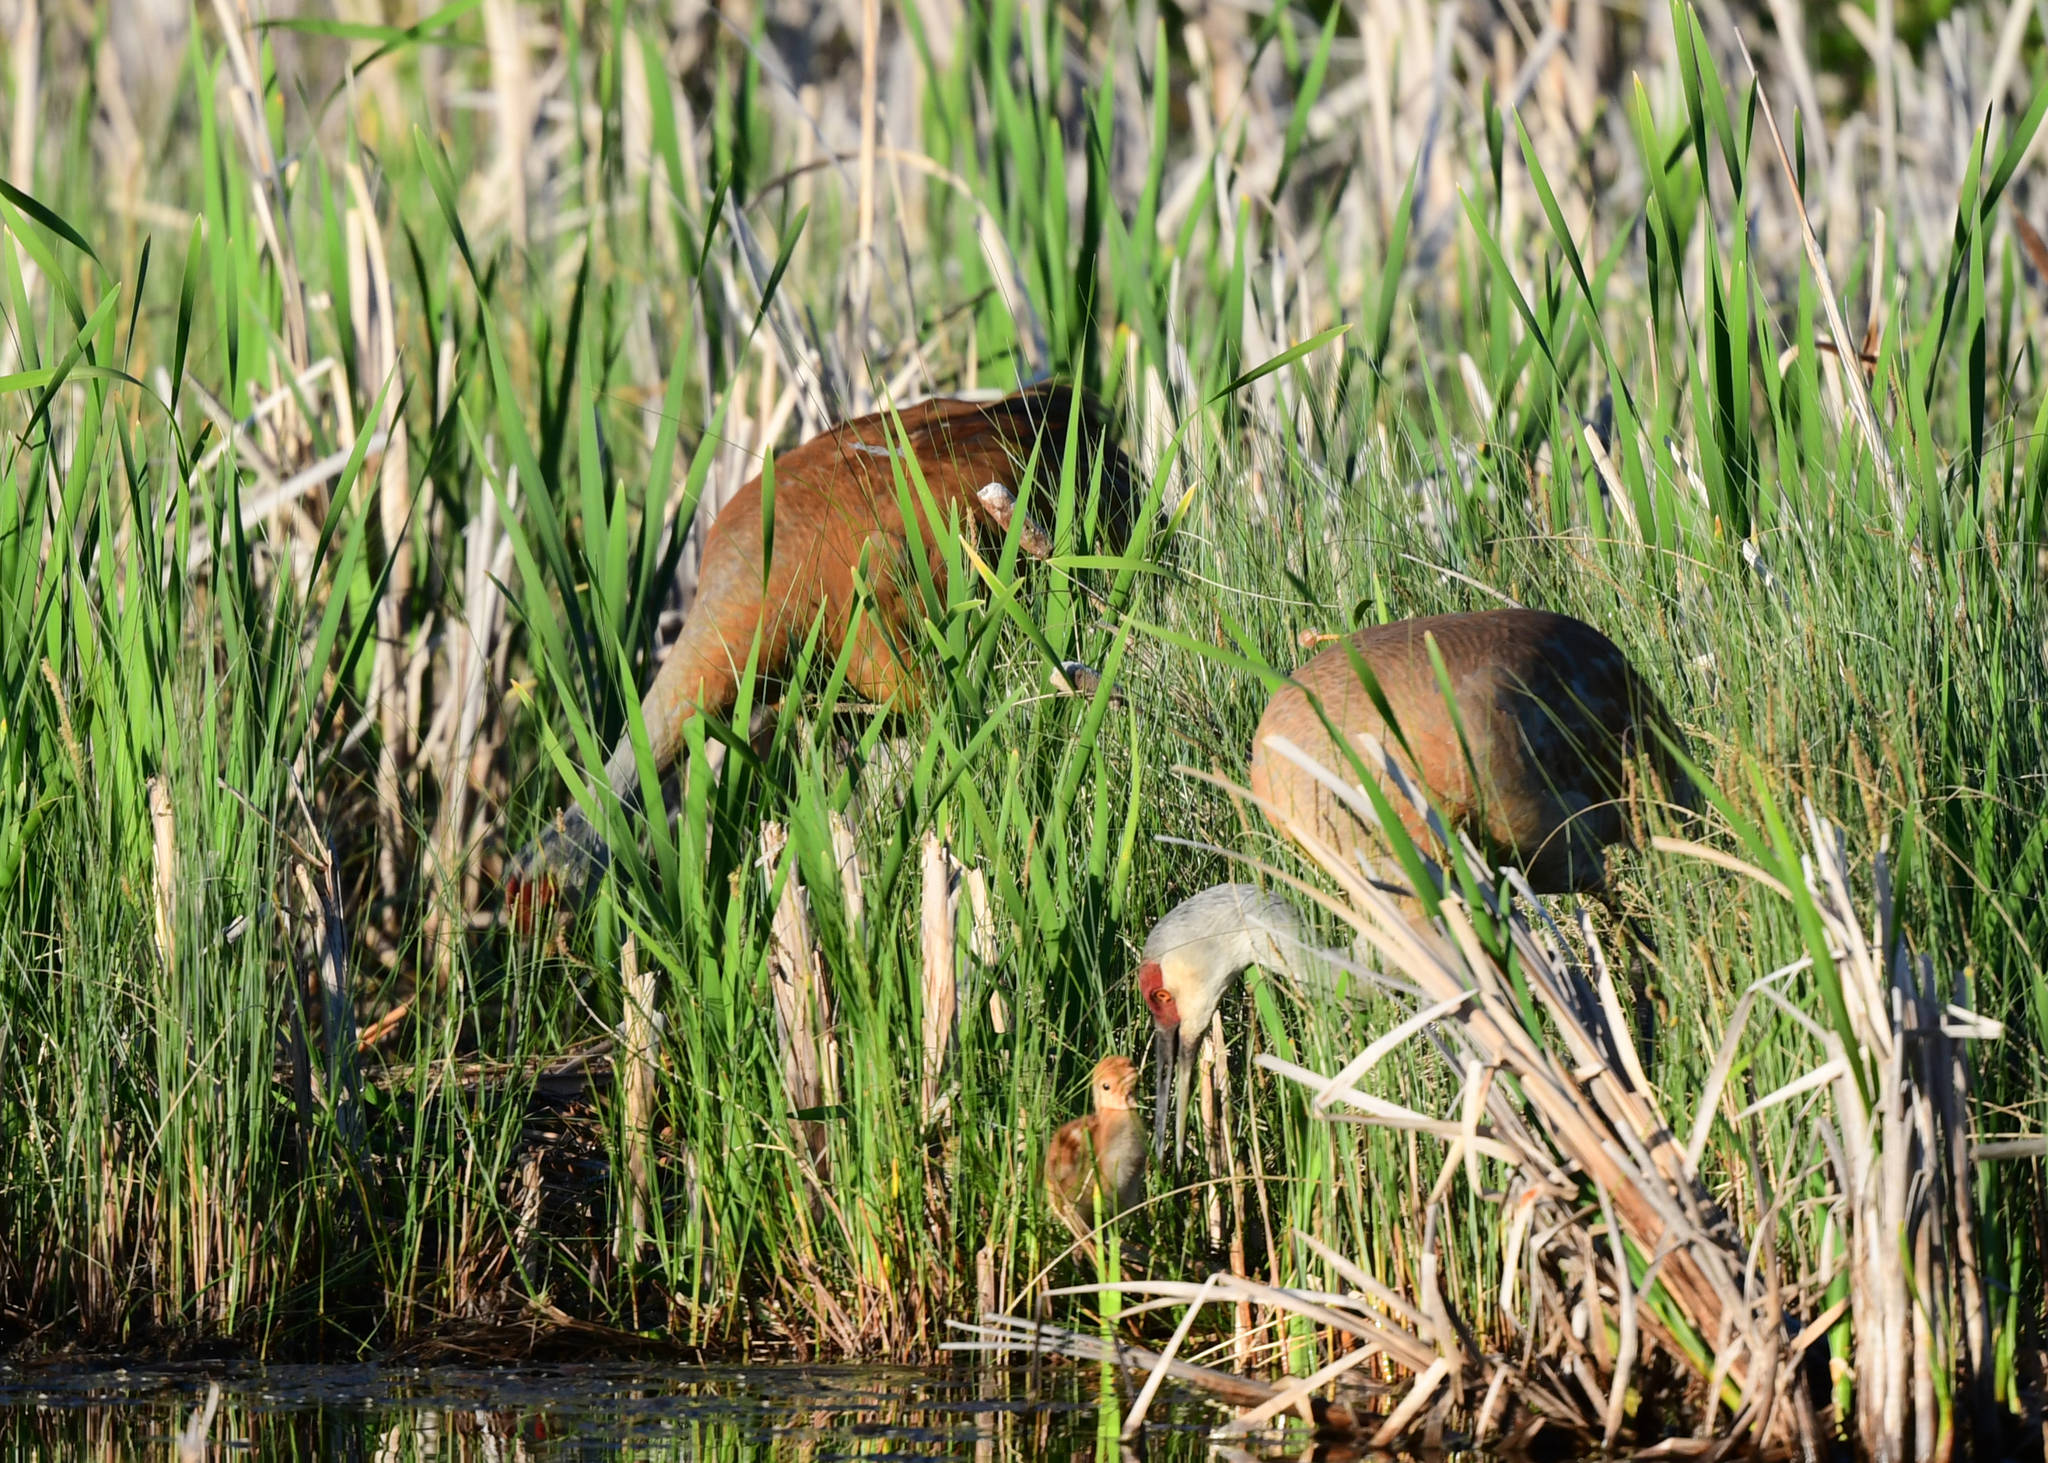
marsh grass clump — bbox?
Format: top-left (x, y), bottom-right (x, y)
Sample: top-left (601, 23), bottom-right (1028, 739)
top-left (0, 0), bottom-right (2044, 1452)
top-left (1000, 766), bottom-right (2019, 1454)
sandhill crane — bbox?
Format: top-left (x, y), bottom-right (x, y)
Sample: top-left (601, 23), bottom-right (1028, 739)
top-left (1249, 609), bottom-right (1694, 896)
top-left (1045, 1055), bottom-right (1148, 1257)
top-left (1143, 611), bottom-right (1689, 1160)
top-left (1137, 884), bottom-right (1310, 1162)
top-left (508, 386), bottom-right (1130, 911)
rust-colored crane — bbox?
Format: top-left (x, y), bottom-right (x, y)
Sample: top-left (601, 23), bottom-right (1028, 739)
top-left (508, 385), bottom-right (1129, 909)
top-left (1248, 608), bottom-right (1694, 895)
top-left (1141, 612), bottom-right (1692, 1161)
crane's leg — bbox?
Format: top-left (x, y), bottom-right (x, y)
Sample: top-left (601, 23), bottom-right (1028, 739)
top-left (1050, 1198), bottom-right (1100, 1268)
top-left (506, 598), bottom-right (756, 918)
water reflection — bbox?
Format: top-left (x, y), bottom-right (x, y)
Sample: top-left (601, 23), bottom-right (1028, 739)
top-left (0, 1361), bottom-right (1352, 1460)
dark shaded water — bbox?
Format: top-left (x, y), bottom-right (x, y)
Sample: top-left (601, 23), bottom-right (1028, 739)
top-left (0, 1361), bottom-right (1336, 1460)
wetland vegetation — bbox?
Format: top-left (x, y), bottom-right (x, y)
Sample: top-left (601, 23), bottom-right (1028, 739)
top-left (1, 0), bottom-right (2045, 1451)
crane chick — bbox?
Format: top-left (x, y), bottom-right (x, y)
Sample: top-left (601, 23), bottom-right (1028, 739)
top-left (1044, 1055), bottom-right (1147, 1257)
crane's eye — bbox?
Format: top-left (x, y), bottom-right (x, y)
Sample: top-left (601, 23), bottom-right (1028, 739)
top-left (1148, 988), bottom-right (1169, 1010)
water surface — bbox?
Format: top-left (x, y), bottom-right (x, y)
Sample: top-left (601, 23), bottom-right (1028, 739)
top-left (0, 1360), bottom-right (1345, 1460)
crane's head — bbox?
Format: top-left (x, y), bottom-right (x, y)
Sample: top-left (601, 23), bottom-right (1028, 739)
top-left (1139, 950), bottom-right (1213, 1163)
top-left (1137, 884), bottom-right (1306, 1162)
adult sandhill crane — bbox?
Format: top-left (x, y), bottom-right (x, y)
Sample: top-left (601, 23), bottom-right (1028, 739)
top-left (1142, 616), bottom-right (1690, 1159)
top-left (1137, 884), bottom-right (1310, 1162)
top-left (1044, 1054), bottom-right (1148, 1257)
top-left (508, 385), bottom-right (1131, 910)
top-left (1249, 609), bottom-right (1694, 896)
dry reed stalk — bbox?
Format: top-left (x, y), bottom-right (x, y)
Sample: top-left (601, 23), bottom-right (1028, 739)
top-left (512, 1148), bottom-right (544, 1288)
top-left (482, 0), bottom-right (532, 248)
top-left (852, 0), bottom-right (880, 357)
top-left (959, 864), bottom-right (1006, 1033)
top-left (425, 457), bottom-right (513, 935)
top-left (615, 934), bottom-right (657, 1259)
top-left (760, 822), bottom-right (839, 1169)
top-left (945, 1313), bottom-right (1307, 1414)
top-left (726, 200), bottom-right (843, 427)
top-left (7, 0), bottom-right (35, 194)
top-left (174, 1382), bottom-right (221, 1463)
top-left (181, 360), bottom-right (381, 579)
top-left (90, 36), bottom-right (144, 221)
top-left (330, 0), bottom-right (403, 139)
top-left (425, 468), bottom-right (507, 976)
top-left (207, 0), bottom-right (310, 448)
top-left (622, 33), bottom-right (665, 259)
top-left (347, 162), bottom-right (414, 904)
top-left (919, 831), bottom-right (957, 1123)
top-left (1203, 1008), bottom-right (1253, 1371)
top-left (146, 776), bottom-right (177, 977)
top-left (1742, 38), bottom-right (1903, 521)
top-left (283, 944), bottom-right (315, 1140)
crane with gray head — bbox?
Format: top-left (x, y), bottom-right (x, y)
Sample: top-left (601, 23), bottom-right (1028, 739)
top-left (1136, 883), bottom-right (1313, 1161)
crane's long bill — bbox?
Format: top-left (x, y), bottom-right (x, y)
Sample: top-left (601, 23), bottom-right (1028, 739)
top-left (1152, 1025), bottom-right (1176, 1159)
top-left (1151, 1023), bottom-right (1198, 1161)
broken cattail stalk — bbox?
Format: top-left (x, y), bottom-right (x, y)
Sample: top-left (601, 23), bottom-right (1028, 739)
top-left (146, 775), bottom-right (177, 976)
top-left (943, 1314), bottom-right (1311, 1415)
top-left (173, 1382), bottom-right (222, 1463)
top-left (512, 1148), bottom-right (544, 1284)
top-left (206, 0), bottom-right (309, 419)
top-left (615, 934), bottom-right (658, 1259)
top-left (920, 832), bottom-right (958, 1122)
top-left (1368, 1356), bottom-right (1453, 1450)
top-left (959, 863), bottom-right (1007, 1033)
top-left (348, 161), bottom-right (414, 905)
top-left (481, 0), bottom-right (532, 247)
top-left (962, 865), bottom-right (998, 964)
top-left (1205, 1009), bottom-right (1253, 1371)
top-left (426, 462), bottom-right (511, 979)
top-left (760, 823), bottom-right (838, 1169)
top-left (1121, 1275), bottom-right (1225, 1438)
top-left (1217, 1340), bottom-right (1386, 1438)
top-left (851, 0), bottom-right (880, 354)
top-left (7, 0), bottom-right (35, 197)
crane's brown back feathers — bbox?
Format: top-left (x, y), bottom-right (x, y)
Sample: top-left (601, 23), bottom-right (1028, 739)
top-left (510, 385), bottom-right (1132, 911)
top-left (647, 386), bottom-right (1130, 764)
top-left (1249, 609), bottom-right (1692, 894)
